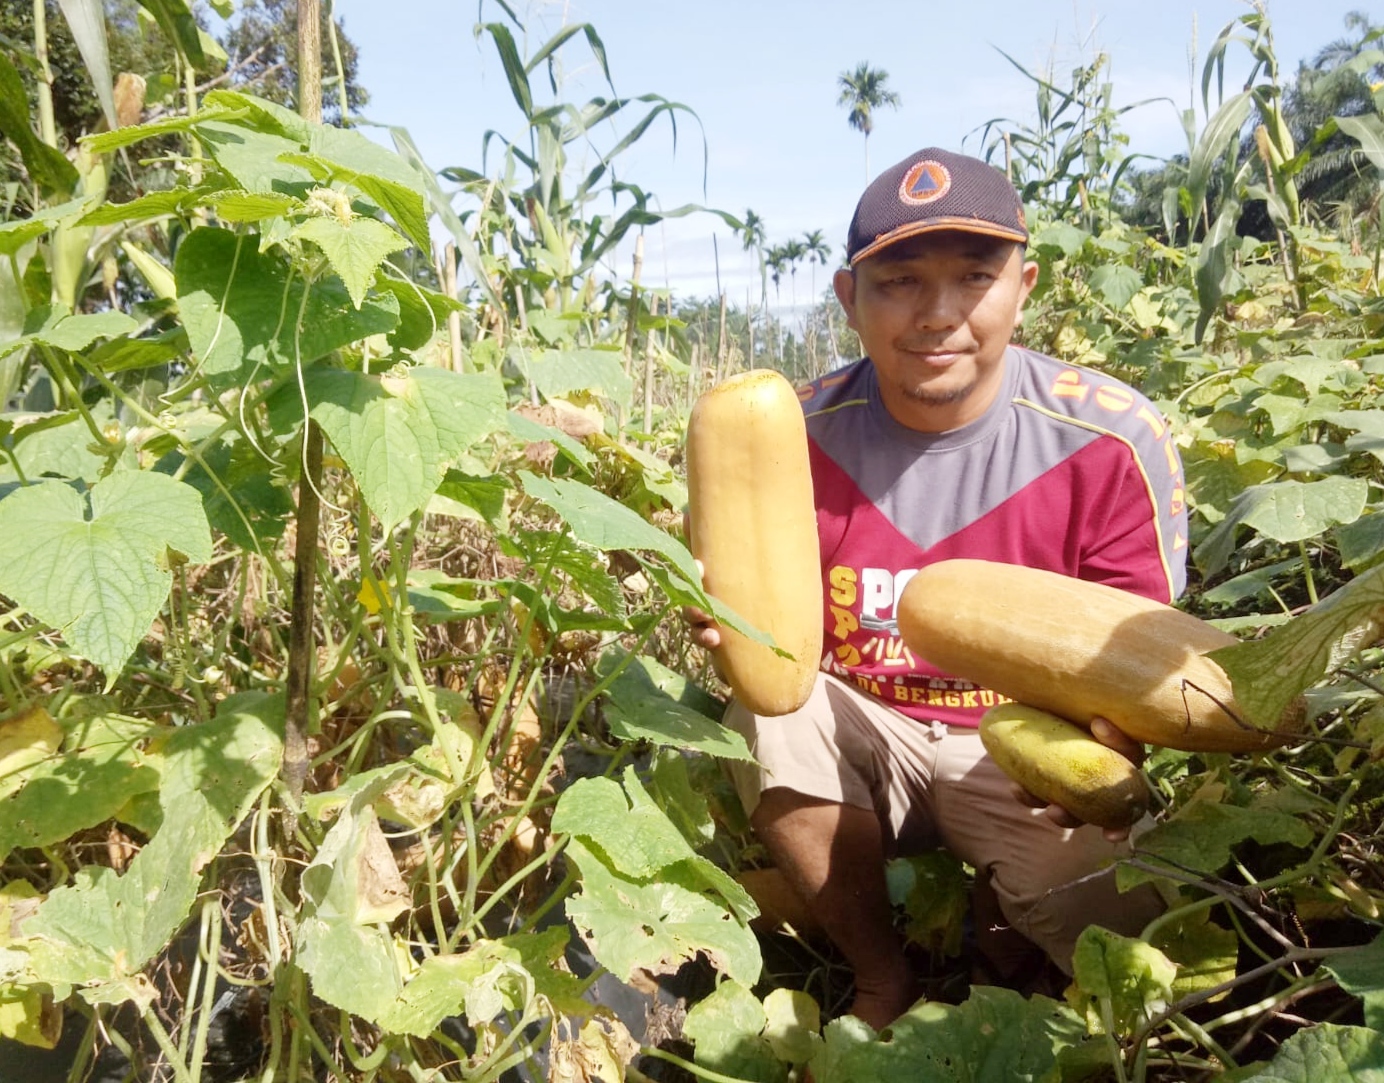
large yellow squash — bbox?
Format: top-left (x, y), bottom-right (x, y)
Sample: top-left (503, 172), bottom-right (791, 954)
top-left (687, 369), bottom-right (822, 716)
top-left (897, 559), bottom-right (1306, 752)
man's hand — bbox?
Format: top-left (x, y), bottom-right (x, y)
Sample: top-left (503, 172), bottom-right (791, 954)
top-left (684, 578), bottom-right (723, 651)
top-left (681, 513), bottom-right (723, 651)
top-left (1010, 716), bottom-right (1145, 843)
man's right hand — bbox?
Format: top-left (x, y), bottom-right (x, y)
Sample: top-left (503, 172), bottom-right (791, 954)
top-left (684, 559), bottom-right (723, 651)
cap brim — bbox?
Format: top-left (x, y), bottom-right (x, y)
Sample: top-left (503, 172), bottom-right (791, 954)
top-left (850, 218), bottom-right (1029, 266)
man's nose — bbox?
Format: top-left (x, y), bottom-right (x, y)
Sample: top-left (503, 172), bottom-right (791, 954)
top-left (912, 284), bottom-right (961, 330)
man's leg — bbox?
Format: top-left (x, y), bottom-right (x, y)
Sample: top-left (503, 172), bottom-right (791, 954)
top-left (750, 787), bottom-right (918, 1030)
top-left (932, 729), bottom-right (1163, 977)
top-left (725, 674), bottom-right (945, 1029)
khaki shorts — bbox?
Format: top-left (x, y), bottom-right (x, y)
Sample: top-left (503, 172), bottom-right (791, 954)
top-left (725, 672), bottom-right (1162, 973)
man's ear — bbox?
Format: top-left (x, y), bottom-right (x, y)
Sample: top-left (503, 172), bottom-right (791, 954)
top-left (833, 268), bottom-right (858, 330)
top-left (1014, 259), bottom-right (1040, 326)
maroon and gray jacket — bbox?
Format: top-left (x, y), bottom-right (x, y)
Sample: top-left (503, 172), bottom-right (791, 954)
top-left (801, 346), bottom-right (1188, 727)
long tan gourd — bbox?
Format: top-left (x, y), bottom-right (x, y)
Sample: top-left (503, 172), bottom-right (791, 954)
top-left (687, 369), bottom-right (822, 716)
top-left (897, 559), bottom-right (1306, 752)
top-left (979, 704), bottom-right (1149, 830)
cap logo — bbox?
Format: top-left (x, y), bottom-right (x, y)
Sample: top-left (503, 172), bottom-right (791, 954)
top-left (899, 160), bottom-right (951, 205)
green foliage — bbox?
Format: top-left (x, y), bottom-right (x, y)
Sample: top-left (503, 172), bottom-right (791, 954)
top-left (1, 2), bottom-right (1383, 1079)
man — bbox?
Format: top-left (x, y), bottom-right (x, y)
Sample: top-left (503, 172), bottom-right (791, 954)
top-left (691, 148), bottom-right (1184, 1029)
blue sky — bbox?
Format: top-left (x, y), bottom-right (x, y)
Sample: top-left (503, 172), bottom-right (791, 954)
top-left (331, 0), bottom-right (1372, 305)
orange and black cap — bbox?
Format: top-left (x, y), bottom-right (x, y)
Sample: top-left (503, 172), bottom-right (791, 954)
top-left (846, 148), bottom-right (1028, 266)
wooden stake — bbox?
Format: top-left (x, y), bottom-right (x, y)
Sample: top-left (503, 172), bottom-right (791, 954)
top-left (284, 0), bottom-right (324, 819)
top-left (443, 241), bottom-right (463, 371)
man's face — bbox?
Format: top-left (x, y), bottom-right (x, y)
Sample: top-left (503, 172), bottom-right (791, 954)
top-left (833, 231), bottom-right (1039, 433)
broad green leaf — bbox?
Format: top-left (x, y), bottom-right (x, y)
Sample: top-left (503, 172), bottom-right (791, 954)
top-left (195, 122), bottom-right (316, 196)
top-left (0, 471), bottom-right (212, 676)
top-left (599, 652), bottom-right (752, 761)
top-left (1069, 926), bottom-right (1175, 1036)
top-left (552, 774), bottom-right (704, 880)
top-left (1209, 564), bottom-right (1384, 732)
top-left (0, 198), bottom-right (92, 257)
top-left (78, 189), bottom-right (201, 226)
top-left (1149, 910), bottom-right (1238, 1002)
top-left (0, 709), bottom-right (161, 860)
top-left (1, 308), bottom-right (140, 362)
top-left (683, 979), bottom-right (784, 1083)
top-left (561, 837), bottom-right (761, 985)
top-left (175, 227), bottom-right (399, 388)
top-left (292, 216), bottom-right (407, 310)
top-left (303, 125), bottom-right (431, 249)
top-left (0, 410), bottom-right (109, 482)
top-left (763, 987), bottom-right (822, 1065)
top-left (38, 310), bottom-right (138, 351)
top-left (376, 277), bottom-right (466, 352)
top-left (1323, 932), bottom-right (1384, 1031)
top-left (885, 852), bottom-right (969, 959)
top-left (1241, 1023), bottom-right (1384, 1082)
top-left (0, 705), bottom-right (62, 792)
top-left (1032, 222), bottom-right (1089, 258)
top-left (0, 980), bottom-right (60, 1049)
top-left (521, 473), bottom-right (697, 584)
top-left (1089, 264), bottom-right (1142, 310)
top-left (648, 748), bottom-right (715, 847)
top-left (81, 106), bottom-right (243, 154)
top-left (521, 347), bottom-right (632, 407)
top-left (812, 987), bottom-right (1088, 1083)
top-left (175, 437), bottom-right (294, 552)
top-left (305, 367), bottom-right (507, 531)
top-left (23, 697), bottom-right (283, 997)
top-left (208, 190), bottom-right (302, 222)
top-left (434, 471), bottom-right (511, 530)
top-left (402, 569), bottom-right (503, 622)
top-left (1119, 800), bottom-right (1313, 890)
top-left (554, 769), bottom-right (756, 920)
top-left (1336, 513), bottom-right (1384, 572)
top-left (377, 944), bottom-right (533, 1037)
top-left (1195, 477), bottom-right (1369, 576)
top-left (0, 52), bottom-right (79, 196)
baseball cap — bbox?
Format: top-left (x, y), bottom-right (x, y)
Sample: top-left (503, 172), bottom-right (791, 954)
top-left (845, 148), bottom-right (1028, 266)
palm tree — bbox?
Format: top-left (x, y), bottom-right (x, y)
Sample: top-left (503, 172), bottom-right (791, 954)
top-left (740, 209), bottom-right (768, 370)
top-left (782, 237), bottom-right (807, 330)
top-left (765, 244), bottom-right (790, 366)
top-left (837, 62), bottom-right (902, 183)
top-left (803, 229), bottom-right (833, 374)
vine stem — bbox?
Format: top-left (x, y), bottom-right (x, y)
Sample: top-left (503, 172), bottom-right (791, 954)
top-left (638, 1045), bottom-right (759, 1083)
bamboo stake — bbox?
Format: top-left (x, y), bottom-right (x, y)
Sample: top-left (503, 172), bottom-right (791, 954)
top-left (623, 233), bottom-right (645, 376)
top-left (716, 291), bottom-right (728, 386)
top-left (686, 342), bottom-right (700, 412)
top-left (443, 241), bottom-right (464, 371)
top-left (642, 294), bottom-right (658, 433)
